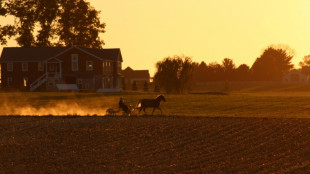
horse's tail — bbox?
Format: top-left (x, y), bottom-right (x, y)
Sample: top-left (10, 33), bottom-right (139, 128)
top-left (136, 100), bottom-right (142, 109)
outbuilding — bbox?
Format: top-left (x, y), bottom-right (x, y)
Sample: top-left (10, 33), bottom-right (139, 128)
top-left (282, 69), bottom-right (308, 84)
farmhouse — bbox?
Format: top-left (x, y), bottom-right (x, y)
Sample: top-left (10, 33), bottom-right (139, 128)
top-left (0, 46), bottom-right (123, 92)
top-left (282, 69), bottom-right (308, 84)
top-left (121, 66), bottom-right (150, 89)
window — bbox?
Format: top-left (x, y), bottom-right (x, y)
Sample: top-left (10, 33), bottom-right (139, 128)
top-left (86, 61), bottom-right (93, 71)
top-left (103, 61), bottom-right (108, 71)
top-left (22, 63), bottom-right (28, 72)
top-left (7, 63), bottom-right (13, 72)
top-left (111, 62), bottom-right (114, 72)
top-left (38, 62), bottom-right (44, 71)
top-left (7, 77), bottom-right (12, 87)
top-left (104, 61), bottom-right (111, 71)
top-left (23, 77), bottom-right (28, 87)
top-left (71, 54), bottom-right (79, 71)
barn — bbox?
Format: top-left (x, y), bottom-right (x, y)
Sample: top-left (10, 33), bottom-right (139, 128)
top-left (0, 46), bottom-right (123, 92)
top-left (121, 66), bottom-right (150, 90)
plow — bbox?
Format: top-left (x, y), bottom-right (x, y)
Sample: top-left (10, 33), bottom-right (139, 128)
top-left (105, 103), bottom-right (136, 116)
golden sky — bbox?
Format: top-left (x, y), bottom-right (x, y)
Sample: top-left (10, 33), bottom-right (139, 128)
top-left (2, 0), bottom-right (310, 75)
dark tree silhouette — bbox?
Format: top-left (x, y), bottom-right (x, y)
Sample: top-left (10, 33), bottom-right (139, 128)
top-left (192, 61), bottom-right (208, 82)
top-left (251, 46), bottom-right (294, 81)
top-left (154, 55), bottom-right (194, 93)
top-left (1, 0), bottom-right (105, 48)
top-left (58, 0), bottom-right (105, 48)
top-left (299, 55), bottom-right (310, 76)
top-left (208, 62), bottom-right (224, 81)
top-left (235, 64), bottom-right (250, 81)
top-left (0, 0), bottom-right (16, 45)
top-left (35, 0), bottom-right (59, 47)
top-left (222, 58), bottom-right (236, 81)
top-left (299, 55), bottom-right (310, 67)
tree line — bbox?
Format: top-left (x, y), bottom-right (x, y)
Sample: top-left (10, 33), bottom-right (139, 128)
top-left (154, 45), bottom-right (310, 93)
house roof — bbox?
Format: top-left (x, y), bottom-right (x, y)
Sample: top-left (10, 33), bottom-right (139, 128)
top-left (121, 66), bottom-right (150, 79)
top-left (0, 46), bottom-right (123, 62)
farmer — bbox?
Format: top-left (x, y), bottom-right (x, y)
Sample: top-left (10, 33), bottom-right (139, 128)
top-left (119, 97), bottom-right (130, 114)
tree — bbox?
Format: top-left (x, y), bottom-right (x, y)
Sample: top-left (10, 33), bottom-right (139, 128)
top-left (35, 0), bottom-right (59, 47)
top-left (208, 62), bottom-right (224, 81)
top-left (222, 58), bottom-right (236, 81)
top-left (235, 64), bottom-right (250, 81)
top-left (251, 46), bottom-right (294, 81)
top-left (299, 55), bottom-right (310, 76)
top-left (6, 0), bottom-right (37, 47)
top-left (192, 61), bottom-right (208, 82)
top-left (0, 0), bottom-right (16, 45)
top-left (57, 0), bottom-right (105, 48)
top-left (1, 0), bottom-right (105, 48)
top-left (154, 55), bottom-right (194, 93)
top-left (299, 55), bottom-right (310, 67)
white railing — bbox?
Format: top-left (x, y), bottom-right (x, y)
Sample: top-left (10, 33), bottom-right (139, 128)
top-left (30, 72), bottom-right (48, 91)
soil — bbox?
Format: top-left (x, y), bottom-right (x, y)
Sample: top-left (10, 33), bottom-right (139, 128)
top-left (0, 116), bottom-right (309, 173)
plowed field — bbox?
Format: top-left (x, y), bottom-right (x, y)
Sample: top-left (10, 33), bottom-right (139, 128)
top-left (0, 116), bottom-right (309, 173)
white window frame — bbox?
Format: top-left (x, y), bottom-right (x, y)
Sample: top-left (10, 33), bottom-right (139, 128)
top-left (86, 61), bottom-right (93, 71)
top-left (71, 54), bottom-right (79, 71)
top-left (22, 62), bottom-right (28, 72)
top-left (7, 63), bottom-right (13, 72)
top-left (38, 62), bottom-right (44, 71)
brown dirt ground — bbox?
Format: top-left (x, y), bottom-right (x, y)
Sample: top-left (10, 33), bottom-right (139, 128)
top-left (0, 116), bottom-right (309, 173)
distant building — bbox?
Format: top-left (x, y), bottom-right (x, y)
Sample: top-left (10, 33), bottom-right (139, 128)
top-left (282, 69), bottom-right (308, 84)
top-left (121, 67), bottom-right (150, 90)
top-left (0, 46), bottom-right (123, 92)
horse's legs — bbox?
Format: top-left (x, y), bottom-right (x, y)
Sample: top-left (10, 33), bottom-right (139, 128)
top-left (143, 107), bottom-right (147, 114)
top-left (139, 108), bottom-right (142, 115)
top-left (157, 107), bottom-right (162, 115)
top-left (152, 107), bottom-right (156, 115)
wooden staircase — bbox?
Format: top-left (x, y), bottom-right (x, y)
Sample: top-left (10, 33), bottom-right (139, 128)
top-left (30, 73), bottom-right (48, 91)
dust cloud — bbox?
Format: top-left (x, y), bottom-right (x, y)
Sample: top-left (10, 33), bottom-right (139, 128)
top-left (0, 102), bottom-right (108, 116)
top-left (0, 92), bottom-right (120, 116)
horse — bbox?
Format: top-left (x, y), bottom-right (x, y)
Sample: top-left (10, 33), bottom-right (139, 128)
top-left (136, 95), bottom-right (166, 115)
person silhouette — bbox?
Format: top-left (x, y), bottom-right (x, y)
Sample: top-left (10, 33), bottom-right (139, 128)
top-left (119, 97), bottom-right (129, 114)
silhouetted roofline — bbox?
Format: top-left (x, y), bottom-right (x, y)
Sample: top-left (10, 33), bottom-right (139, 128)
top-left (0, 46), bottom-right (123, 62)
